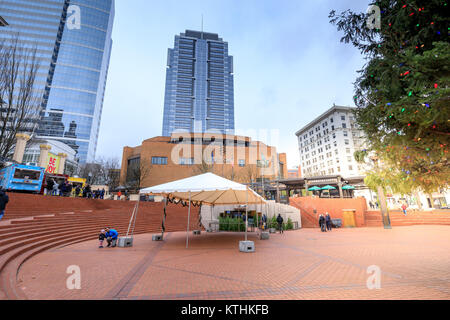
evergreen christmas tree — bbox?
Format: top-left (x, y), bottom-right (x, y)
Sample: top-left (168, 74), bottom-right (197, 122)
top-left (330, 0), bottom-right (449, 193)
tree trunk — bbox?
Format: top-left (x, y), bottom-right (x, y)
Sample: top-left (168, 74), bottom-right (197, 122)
top-left (377, 186), bottom-right (391, 228)
top-left (427, 193), bottom-right (434, 209)
top-left (413, 191), bottom-right (423, 211)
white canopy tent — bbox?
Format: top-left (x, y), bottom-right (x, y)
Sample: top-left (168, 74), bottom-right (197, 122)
top-left (139, 173), bottom-right (267, 248)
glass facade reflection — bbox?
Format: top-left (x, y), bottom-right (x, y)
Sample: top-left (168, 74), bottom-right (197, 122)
top-left (0, 0), bottom-right (115, 163)
top-left (162, 30), bottom-right (235, 136)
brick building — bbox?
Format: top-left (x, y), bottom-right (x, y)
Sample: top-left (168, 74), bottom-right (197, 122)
top-left (287, 167), bottom-right (302, 179)
top-left (120, 132), bottom-right (287, 189)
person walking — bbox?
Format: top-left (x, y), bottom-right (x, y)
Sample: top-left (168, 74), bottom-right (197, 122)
top-left (117, 190), bottom-right (122, 200)
top-left (276, 214), bottom-right (284, 234)
top-left (325, 212), bottom-right (332, 231)
top-left (319, 214), bottom-right (326, 232)
top-left (401, 203), bottom-right (408, 216)
top-left (0, 187), bottom-right (9, 221)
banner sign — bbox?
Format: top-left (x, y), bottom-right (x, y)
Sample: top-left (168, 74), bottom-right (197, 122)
top-left (46, 152), bottom-right (60, 174)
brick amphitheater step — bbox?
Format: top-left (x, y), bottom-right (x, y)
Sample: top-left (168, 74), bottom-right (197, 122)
top-left (0, 193), bottom-right (202, 300)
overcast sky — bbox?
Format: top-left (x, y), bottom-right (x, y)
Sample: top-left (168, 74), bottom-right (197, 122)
top-left (96, 0), bottom-right (370, 168)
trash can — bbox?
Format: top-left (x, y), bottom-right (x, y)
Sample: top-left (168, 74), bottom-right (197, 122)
top-left (342, 209), bottom-right (356, 228)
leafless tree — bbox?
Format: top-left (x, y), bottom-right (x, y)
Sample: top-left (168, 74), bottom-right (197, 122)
top-left (193, 159), bottom-right (215, 175)
top-left (222, 166), bottom-right (237, 181)
top-left (240, 164), bottom-right (260, 184)
top-left (101, 157), bottom-right (121, 190)
top-left (78, 162), bottom-right (102, 185)
top-left (0, 34), bottom-right (42, 159)
top-left (126, 160), bottom-right (151, 191)
top-left (78, 157), bottom-right (121, 190)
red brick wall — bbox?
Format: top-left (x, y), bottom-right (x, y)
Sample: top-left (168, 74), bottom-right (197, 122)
top-left (290, 196), bottom-right (368, 227)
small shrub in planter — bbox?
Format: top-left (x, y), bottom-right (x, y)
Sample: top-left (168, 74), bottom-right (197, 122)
top-left (287, 218), bottom-right (294, 230)
top-left (270, 216), bottom-right (278, 229)
top-left (240, 218), bottom-right (245, 231)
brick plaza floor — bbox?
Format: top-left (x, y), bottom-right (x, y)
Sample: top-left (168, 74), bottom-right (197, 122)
top-left (17, 226), bottom-right (450, 300)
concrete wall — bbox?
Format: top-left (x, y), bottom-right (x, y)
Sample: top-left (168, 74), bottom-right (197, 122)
top-left (290, 196), bottom-right (367, 227)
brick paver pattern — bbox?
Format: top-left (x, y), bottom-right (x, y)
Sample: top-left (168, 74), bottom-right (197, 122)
top-left (17, 226), bottom-right (450, 300)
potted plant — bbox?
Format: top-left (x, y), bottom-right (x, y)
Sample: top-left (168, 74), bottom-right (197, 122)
top-left (269, 216), bottom-right (277, 233)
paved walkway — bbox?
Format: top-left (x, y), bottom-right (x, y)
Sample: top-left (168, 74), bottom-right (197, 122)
top-left (17, 226), bottom-right (450, 300)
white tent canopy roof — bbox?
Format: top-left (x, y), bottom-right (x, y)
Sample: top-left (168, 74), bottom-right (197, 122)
top-left (140, 173), bottom-right (265, 205)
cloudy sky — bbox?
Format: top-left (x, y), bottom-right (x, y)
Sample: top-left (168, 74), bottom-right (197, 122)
top-left (96, 0), bottom-right (370, 168)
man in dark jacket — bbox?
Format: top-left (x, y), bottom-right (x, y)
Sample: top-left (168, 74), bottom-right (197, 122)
top-left (319, 214), bottom-right (326, 232)
top-left (325, 212), bottom-right (332, 231)
top-left (0, 187), bottom-right (9, 221)
top-left (46, 179), bottom-right (54, 196)
top-left (276, 214), bottom-right (284, 234)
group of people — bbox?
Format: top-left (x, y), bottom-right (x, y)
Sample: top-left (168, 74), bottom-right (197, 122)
top-left (318, 213), bottom-right (333, 232)
top-left (45, 179), bottom-right (105, 199)
top-left (98, 227), bottom-right (118, 248)
top-left (258, 214), bottom-right (284, 234)
top-left (368, 201), bottom-right (379, 209)
top-left (116, 190), bottom-right (129, 200)
top-left (90, 189), bottom-right (106, 199)
top-left (46, 179), bottom-right (74, 197)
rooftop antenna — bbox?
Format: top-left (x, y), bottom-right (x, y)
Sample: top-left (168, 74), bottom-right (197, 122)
top-left (201, 14), bottom-right (204, 39)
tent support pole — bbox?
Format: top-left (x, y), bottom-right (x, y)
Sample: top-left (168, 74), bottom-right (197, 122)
top-left (161, 195), bottom-right (167, 239)
top-left (211, 204), bottom-right (214, 232)
top-left (186, 191), bottom-right (191, 248)
top-left (245, 186), bottom-right (248, 242)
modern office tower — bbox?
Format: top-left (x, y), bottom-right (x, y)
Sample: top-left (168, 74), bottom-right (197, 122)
top-left (0, 0), bottom-right (115, 163)
top-left (162, 30), bottom-right (234, 136)
top-left (295, 105), bottom-right (367, 179)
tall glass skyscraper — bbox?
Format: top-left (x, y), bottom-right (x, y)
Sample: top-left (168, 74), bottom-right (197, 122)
top-left (0, 0), bottom-right (115, 163)
top-left (162, 30), bottom-right (234, 136)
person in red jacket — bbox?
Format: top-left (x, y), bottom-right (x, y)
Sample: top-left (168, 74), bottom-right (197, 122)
top-left (401, 203), bottom-right (407, 216)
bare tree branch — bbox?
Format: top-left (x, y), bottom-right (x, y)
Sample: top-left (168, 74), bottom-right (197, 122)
top-left (0, 33), bottom-right (42, 159)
